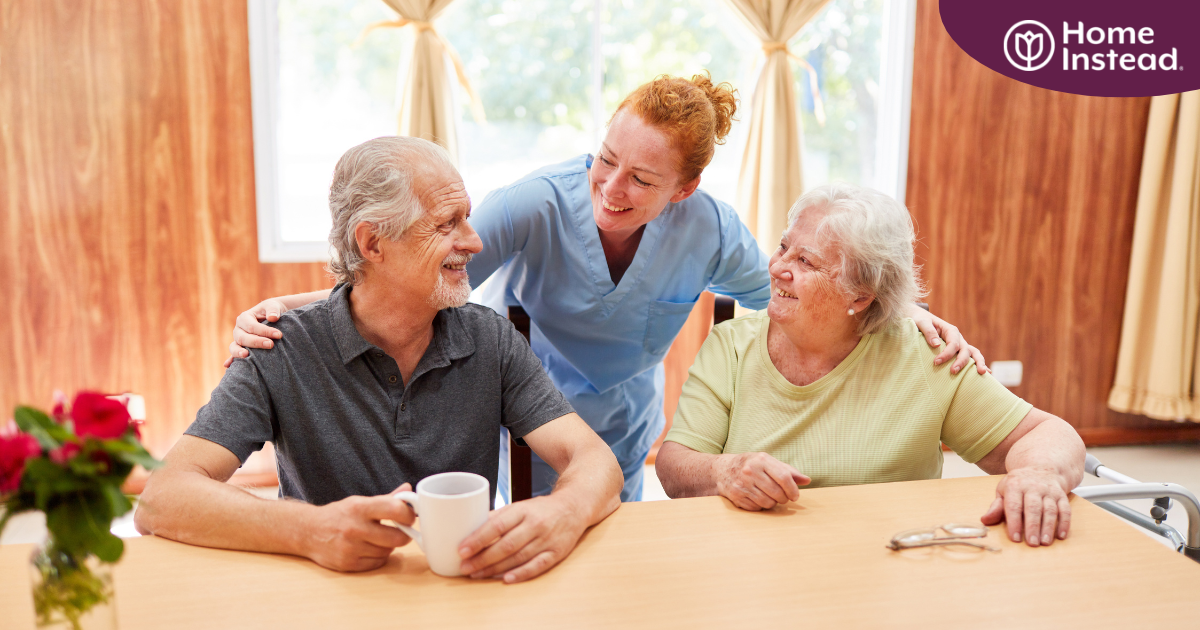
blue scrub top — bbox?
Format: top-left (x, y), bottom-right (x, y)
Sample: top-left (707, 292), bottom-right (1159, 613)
top-left (468, 155), bottom-right (771, 497)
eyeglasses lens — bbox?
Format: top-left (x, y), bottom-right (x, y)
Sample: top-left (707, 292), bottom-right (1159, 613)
top-left (942, 524), bottom-right (987, 537)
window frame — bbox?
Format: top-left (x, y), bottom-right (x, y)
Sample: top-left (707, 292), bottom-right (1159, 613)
top-left (248, 0), bottom-right (331, 262)
top-left (875, 0), bottom-right (918, 204)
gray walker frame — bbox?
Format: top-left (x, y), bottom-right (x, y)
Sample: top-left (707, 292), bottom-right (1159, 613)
top-left (1071, 454), bottom-right (1200, 562)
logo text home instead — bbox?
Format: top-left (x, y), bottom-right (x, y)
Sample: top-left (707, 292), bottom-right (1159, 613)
top-left (1004, 20), bottom-right (1181, 73)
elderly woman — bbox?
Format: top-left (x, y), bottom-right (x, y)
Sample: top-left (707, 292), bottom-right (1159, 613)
top-left (656, 184), bottom-right (1085, 547)
top-left (225, 75), bottom-right (985, 503)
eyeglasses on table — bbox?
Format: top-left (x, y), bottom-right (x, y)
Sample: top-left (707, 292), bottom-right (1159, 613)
top-left (887, 523), bottom-right (1001, 552)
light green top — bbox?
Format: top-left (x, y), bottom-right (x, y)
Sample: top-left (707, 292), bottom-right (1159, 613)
top-left (665, 311), bottom-right (1032, 488)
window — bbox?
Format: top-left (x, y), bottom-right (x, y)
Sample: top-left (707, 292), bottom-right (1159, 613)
top-left (793, 0), bottom-right (916, 200)
top-left (248, 0), bottom-right (914, 261)
top-left (436, 0), bottom-right (761, 207)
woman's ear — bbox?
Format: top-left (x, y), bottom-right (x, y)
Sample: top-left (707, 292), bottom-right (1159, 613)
top-left (670, 175), bottom-right (702, 203)
top-left (852, 294), bottom-right (876, 311)
top-left (354, 222), bottom-right (383, 262)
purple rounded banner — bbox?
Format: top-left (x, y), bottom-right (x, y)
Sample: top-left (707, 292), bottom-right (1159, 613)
top-left (940, 0), bottom-right (1200, 97)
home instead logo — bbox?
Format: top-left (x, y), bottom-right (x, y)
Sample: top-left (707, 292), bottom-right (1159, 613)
top-left (941, 1), bottom-right (1199, 97)
top-left (1004, 21), bottom-right (1054, 71)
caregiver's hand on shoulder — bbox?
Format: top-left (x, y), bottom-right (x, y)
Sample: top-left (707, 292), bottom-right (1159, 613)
top-left (716, 452), bottom-right (810, 511)
top-left (222, 298), bottom-right (288, 368)
top-left (907, 304), bottom-right (989, 376)
top-left (457, 495), bottom-right (588, 584)
top-left (980, 467), bottom-right (1072, 547)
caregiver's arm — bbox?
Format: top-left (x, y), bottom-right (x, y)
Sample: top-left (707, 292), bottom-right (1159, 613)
top-left (976, 408), bottom-right (1085, 547)
top-left (223, 290), bottom-right (331, 367)
top-left (906, 304), bottom-right (990, 375)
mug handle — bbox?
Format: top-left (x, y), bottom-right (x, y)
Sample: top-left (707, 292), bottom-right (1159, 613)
top-left (392, 491), bottom-right (422, 548)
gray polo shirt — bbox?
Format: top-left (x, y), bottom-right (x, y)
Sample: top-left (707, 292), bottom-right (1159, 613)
top-left (186, 283), bottom-right (573, 505)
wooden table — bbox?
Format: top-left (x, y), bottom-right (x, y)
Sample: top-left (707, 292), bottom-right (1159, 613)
top-left (2, 476), bottom-right (1198, 629)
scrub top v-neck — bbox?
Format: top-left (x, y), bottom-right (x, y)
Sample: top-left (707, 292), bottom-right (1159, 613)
top-left (467, 154), bottom-right (771, 499)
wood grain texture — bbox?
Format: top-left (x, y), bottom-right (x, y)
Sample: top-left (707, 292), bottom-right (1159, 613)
top-left (906, 0), bottom-right (1170, 436)
top-left (0, 0), bottom-right (331, 464)
top-left (3, 476), bottom-right (1197, 629)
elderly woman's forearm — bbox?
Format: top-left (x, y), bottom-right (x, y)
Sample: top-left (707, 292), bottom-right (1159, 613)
top-left (1005, 417), bottom-right (1086, 490)
top-left (655, 442), bottom-right (723, 498)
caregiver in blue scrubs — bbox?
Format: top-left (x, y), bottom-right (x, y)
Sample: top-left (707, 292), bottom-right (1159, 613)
top-left (225, 74), bottom-right (986, 501)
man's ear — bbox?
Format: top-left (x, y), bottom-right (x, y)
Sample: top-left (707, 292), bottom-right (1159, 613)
top-left (670, 175), bottom-right (702, 203)
top-left (354, 222), bottom-right (383, 262)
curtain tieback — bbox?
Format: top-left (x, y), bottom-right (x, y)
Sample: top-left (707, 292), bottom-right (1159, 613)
top-left (357, 16), bottom-right (487, 123)
top-left (762, 41), bottom-right (795, 56)
top-left (758, 40), bottom-right (827, 126)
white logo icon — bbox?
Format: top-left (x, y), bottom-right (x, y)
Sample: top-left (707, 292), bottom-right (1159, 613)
top-left (1004, 20), bottom-right (1055, 71)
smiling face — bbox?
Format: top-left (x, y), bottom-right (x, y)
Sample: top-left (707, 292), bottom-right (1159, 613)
top-left (369, 162), bottom-right (482, 311)
top-left (588, 110), bottom-right (700, 238)
top-left (767, 206), bottom-right (873, 334)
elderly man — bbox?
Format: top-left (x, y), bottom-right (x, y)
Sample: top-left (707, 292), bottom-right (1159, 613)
top-left (136, 137), bottom-right (623, 583)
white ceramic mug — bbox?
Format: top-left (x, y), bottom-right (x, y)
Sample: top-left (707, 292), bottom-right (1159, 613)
top-left (393, 472), bottom-right (490, 577)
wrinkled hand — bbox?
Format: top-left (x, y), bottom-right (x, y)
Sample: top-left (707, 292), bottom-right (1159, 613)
top-left (908, 305), bottom-right (989, 375)
top-left (304, 483), bottom-right (415, 572)
top-left (981, 468), bottom-right (1072, 547)
top-left (457, 495), bottom-right (587, 584)
top-left (222, 299), bottom-right (289, 368)
top-left (715, 452), bottom-right (811, 511)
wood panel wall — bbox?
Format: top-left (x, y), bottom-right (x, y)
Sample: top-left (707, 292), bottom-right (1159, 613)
top-left (0, 0), bottom-right (333, 474)
top-left (906, 0), bottom-right (1200, 444)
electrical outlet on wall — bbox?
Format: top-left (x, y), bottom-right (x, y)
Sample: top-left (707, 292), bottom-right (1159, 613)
top-left (990, 361), bottom-right (1023, 387)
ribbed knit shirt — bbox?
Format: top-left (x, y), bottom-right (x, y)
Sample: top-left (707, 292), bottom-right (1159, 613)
top-left (665, 312), bottom-right (1032, 487)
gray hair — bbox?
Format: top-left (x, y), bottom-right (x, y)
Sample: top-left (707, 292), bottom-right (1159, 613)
top-left (786, 183), bottom-right (927, 335)
top-left (326, 136), bottom-right (456, 286)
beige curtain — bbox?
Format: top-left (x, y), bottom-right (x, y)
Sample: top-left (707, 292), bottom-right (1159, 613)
top-left (722, 0), bottom-right (832, 249)
top-left (1108, 91), bottom-right (1200, 421)
top-left (366, 0), bottom-right (483, 164)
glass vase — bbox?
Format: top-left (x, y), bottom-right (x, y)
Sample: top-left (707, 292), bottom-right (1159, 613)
top-left (29, 540), bottom-right (118, 630)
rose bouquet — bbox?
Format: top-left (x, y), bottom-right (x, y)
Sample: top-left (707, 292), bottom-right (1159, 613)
top-left (1, 392), bottom-right (161, 630)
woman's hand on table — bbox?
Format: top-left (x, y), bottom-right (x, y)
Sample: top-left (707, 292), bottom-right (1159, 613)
top-left (981, 467), bottom-right (1073, 547)
top-left (715, 452), bottom-right (811, 511)
top-left (303, 484), bottom-right (416, 572)
top-left (456, 495), bottom-right (588, 584)
top-left (906, 304), bottom-right (989, 375)
top-left (222, 299), bottom-right (289, 368)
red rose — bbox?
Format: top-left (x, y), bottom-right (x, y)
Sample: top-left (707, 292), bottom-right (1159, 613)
top-left (49, 441), bottom-right (82, 465)
top-left (70, 392), bottom-right (131, 439)
top-left (0, 433), bottom-right (40, 494)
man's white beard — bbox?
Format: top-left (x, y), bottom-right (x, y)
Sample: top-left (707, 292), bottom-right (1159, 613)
top-left (428, 255), bottom-right (472, 310)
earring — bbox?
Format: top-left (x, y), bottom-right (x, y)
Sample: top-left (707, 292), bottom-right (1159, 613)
top-left (847, 308), bottom-right (855, 316)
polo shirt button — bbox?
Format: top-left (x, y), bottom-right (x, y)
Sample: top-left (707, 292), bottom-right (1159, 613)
top-left (388, 375), bottom-right (398, 384)
top-left (373, 351), bottom-right (383, 358)
top-left (400, 403), bottom-right (406, 411)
